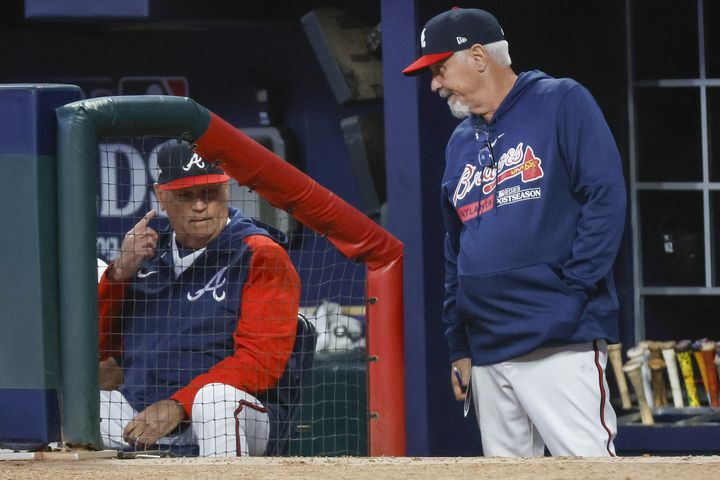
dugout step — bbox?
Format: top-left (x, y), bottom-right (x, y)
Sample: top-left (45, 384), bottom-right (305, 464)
top-left (616, 407), bottom-right (720, 455)
top-left (0, 448), bottom-right (117, 461)
top-left (617, 406), bottom-right (717, 425)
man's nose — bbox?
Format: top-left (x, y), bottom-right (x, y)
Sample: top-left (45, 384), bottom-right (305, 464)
top-left (192, 197), bottom-right (207, 211)
top-left (431, 75), bottom-right (442, 92)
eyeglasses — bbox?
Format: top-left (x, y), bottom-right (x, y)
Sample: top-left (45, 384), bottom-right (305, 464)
top-left (170, 185), bottom-right (226, 203)
top-left (478, 138), bottom-right (497, 169)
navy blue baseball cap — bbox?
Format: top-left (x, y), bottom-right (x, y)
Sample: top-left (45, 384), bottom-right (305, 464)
top-left (402, 8), bottom-right (505, 76)
top-left (156, 141), bottom-right (230, 191)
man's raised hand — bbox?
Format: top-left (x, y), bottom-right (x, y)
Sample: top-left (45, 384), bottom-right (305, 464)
top-left (109, 210), bottom-right (158, 282)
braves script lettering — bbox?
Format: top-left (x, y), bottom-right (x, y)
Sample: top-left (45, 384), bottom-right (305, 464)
top-left (453, 143), bottom-right (545, 206)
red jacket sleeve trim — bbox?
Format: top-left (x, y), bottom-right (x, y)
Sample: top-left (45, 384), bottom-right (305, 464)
top-left (98, 264), bottom-right (129, 360)
top-left (172, 235), bottom-right (301, 418)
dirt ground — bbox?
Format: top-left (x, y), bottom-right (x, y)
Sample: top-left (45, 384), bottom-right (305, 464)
top-left (2, 456), bottom-right (720, 480)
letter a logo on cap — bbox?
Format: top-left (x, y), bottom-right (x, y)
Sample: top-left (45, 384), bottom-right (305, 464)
top-left (420, 28), bottom-right (426, 48)
top-left (183, 153), bottom-right (207, 171)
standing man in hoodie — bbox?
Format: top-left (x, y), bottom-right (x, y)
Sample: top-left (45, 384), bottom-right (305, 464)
top-left (403, 8), bottom-right (626, 456)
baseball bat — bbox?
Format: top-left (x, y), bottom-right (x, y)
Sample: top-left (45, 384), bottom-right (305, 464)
top-left (627, 343), bottom-right (654, 408)
top-left (692, 339), bottom-right (710, 404)
top-left (623, 360), bottom-right (654, 425)
top-left (647, 341), bottom-right (664, 362)
top-left (715, 344), bottom-right (720, 390)
top-left (700, 341), bottom-right (719, 408)
top-left (648, 357), bottom-right (667, 408)
top-left (661, 344), bottom-right (684, 408)
top-left (715, 344), bottom-right (720, 405)
top-left (648, 341), bottom-right (670, 408)
top-left (607, 343), bottom-right (632, 409)
top-left (675, 340), bottom-right (700, 407)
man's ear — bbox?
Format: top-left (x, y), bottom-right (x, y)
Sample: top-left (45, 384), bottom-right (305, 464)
top-left (153, 184), bottom-right (167, 211)
top-left (470, 44), bottom-right (488, 71)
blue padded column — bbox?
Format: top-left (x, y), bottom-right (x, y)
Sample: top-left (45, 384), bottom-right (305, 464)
top-left (381, 0), bottom-right (483, 455)
top-left (381, 0), bottom-right (432, 455)
top-left (0, 84), bottom-right (81, 449)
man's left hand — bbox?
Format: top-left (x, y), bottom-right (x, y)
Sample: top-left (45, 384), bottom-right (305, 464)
top-left (451, 357), bottom-right (472, 401)
top-left (123, 399), bottom-right (187, 449)
top-left (98, 357), bottom-right (123, 391)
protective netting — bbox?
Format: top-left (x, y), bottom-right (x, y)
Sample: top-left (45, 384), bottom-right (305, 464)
top-left (95, 136), bottom-right (369, 457)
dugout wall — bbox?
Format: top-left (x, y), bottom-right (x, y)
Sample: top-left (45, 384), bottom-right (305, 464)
top-left (55, 95), bottom-right (405, 456)
top-left (0, 85), bottom-right (82, 450)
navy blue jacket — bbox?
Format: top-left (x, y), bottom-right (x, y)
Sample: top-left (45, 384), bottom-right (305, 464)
top-left (99, 207), bottom-right (302, 453)
top-left (441, 70), bottom-right (626, 365)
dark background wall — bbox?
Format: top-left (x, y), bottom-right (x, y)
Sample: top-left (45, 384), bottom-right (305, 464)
top-left (1, 0), bottom-right (632, 456)
top-left (1, 0), bottom-right (384, 209)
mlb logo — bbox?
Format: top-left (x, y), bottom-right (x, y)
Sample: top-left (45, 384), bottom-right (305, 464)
top-left (118, 76), bottom-right (189, 96)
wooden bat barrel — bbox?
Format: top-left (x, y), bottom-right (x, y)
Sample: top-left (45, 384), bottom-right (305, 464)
top-left (607, 343), bottom-right (632, 409)
top-left (700, 341), bottom-right (719, 408)
top-left (648, 357), bottom-right (667, 408)
top-left (676, 340), bottom-right (700, 407)
top-left (624, 359), bottom-right (654, 425)
top-left (661, 344), bottom-right (684, 408)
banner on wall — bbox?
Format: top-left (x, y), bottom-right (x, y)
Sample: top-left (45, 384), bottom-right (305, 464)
top-left (46, 76), bottom-right (189, 100)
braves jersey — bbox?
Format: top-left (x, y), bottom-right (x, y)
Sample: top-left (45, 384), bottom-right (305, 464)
top-left (442, 70), bottom-right (626, 365)
top-left (98, 207), bottom-right (301, 450)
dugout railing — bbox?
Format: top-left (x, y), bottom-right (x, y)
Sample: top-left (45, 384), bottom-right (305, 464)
top-left (55, 95), bottom-right (405, 456)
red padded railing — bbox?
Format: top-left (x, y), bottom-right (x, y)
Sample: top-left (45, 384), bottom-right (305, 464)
top-left (195, 113), bottom-right (405, 456)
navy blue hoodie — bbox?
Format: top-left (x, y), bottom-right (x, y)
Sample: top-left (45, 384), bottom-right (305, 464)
top-left (441, 70), bottom-right (626, 365)
top-left (99, 207), bottom-right (302, 454)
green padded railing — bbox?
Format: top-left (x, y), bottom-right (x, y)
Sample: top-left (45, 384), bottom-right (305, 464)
top-left (55, 96), bottom-right (210, 448)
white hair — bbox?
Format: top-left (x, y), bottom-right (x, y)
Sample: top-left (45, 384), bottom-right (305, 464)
top-left (456, 40), bottom-right (512, 67)
top-left (482, 40), bottom-right (512, 67)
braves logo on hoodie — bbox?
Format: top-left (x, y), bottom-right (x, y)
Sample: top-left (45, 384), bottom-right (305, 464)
top-left (453, 142), bottom-right (545, 222)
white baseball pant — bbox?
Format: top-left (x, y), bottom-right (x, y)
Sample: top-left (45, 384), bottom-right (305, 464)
top-left (471, 340), bottom-right (617, 457)
top-left (100, 383), bottom-right (269, 456)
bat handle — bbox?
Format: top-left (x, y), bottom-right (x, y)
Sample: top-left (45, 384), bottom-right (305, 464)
top-left (693, 350), bottom-right (711, 404)
top-left (624, 360), bottom-right (654, 425)
top-left (627, 345), bottom-right (654, 408)
top-left (607, 343), bottom-right (632, 409)
top-left (648, 358), bottom-right (667, 408)
top-left (700, 348), bottom-right (719, 407)
top-left (676, 350), bottom-right (700, 407)
top-left (662, 348), bottom-right (684, 408)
